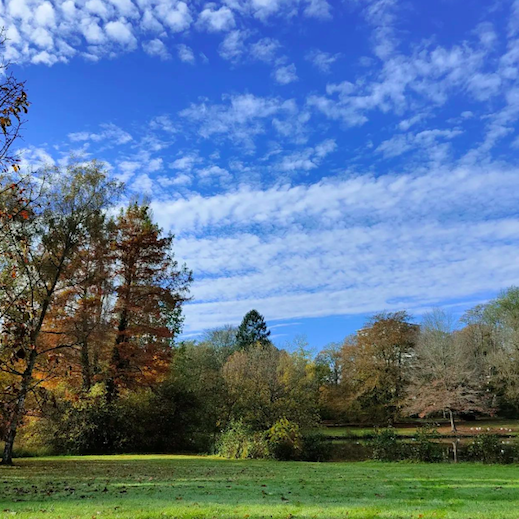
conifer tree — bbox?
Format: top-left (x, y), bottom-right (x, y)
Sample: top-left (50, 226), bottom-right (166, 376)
top-left (236, 309), bottom-right (271, 350)
top-left (107, 203), bottom-right (192, 397)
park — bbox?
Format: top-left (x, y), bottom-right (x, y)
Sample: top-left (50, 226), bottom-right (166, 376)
top-left (2, 1), bottom-right (519, 518)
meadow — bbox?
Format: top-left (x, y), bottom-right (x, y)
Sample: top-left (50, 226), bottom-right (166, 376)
top-left (2, 455), bottom-right (519, 519)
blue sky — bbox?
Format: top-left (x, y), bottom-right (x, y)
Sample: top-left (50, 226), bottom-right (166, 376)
top-left (4, 0), bottom-right (519, 350)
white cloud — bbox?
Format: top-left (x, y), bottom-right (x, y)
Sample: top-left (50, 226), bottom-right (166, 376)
top-left (143, 38), bottom-right (171, 59)
top-left (303, 0), bottom-right (331, 20)
top-left (273, 63), bottom-right (298, 84)
top-left (145, 164), bottom-right (519, 332)
top-left (179, 93), bottom-right (300, 148)
top-left (197, 4), bottom-right (236, 32)
top-left (105, 20), bottom-right (137, 47)
top-left (170, 154), bottom-right (200, 171)
top-left (35, 2), bottom-right (56, 27)
top-left (376, 128), bottom-right (462, 160)
top-left (158, 1), bottom-right (192, 32)
top-left (131, 173), bottom-right (154, 193)
top-left (177, 43), bottom-right (195, 63)
top-left (276, 139), bottom-right (336, 172)
top-left (1, 0), bottom-right (193, 64)
top-left (250, 38), bottom-right (281, 63)
top-left (306, 49), bottom-right (340, 73)
top-left (1, 0), bottom-right (333, 65)
top-left (218, 29), bottom-right (249, 62)
top-left (308, 35), bottom-right (499, 127)
top-left (68, 123), bottom-right (133, 146)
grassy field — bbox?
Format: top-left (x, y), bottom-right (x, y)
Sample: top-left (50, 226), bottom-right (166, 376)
top-left (1, 455), bottom-right (519, 519)
top-left (320, 419), bottom-right (519, 439)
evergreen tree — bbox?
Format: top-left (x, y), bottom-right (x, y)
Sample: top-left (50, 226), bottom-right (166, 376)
top-left (236, 310), bottom-right (271, 350)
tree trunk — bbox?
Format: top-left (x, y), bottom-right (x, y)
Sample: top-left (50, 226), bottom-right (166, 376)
top-left (452, 440), bottom-right (458, 463)
top-left (106, 311), bottom-right (128, 401)
top-left (449, 408), bottom-right (457, 433)
top-left (1, 349), bottom-right (37, 465)
top-left (80, 340), bottom-right (91, 392)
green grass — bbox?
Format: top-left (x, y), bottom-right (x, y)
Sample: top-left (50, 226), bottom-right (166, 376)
top-left (1, 455), bottom-right (519, 518)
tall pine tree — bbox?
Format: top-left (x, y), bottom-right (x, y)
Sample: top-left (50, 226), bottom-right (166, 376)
top-left (236, 310), bottom-right (271, 350)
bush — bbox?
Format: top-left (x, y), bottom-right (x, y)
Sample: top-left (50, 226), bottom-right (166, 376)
top-left (371, 428), bottom-right (402, 461)
top-left (38, 384), bottom-right (214, 455)
top-left (409, 426), bottom-right (446, 462)
top-left (217, 421), bottom-right (268, 459)
top-left (267, 418), bottom-right (303, 460)
top-left (467, 433), bottom-right (519, 464)
top-left (301, 431), bottom-right (332, 462)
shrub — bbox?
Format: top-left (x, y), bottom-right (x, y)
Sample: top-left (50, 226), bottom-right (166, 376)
top-left (267, 418), bottom-right (303, 461)
top-left (467, 433), bottom-right (519, 464)
top-left (217, 421), bottom-right (268, 459)
top-left (301, 431), bottom-right (332, 462)
top-left (409, 425), bottom-right (446, 462)
top-left (371, 428), bottom-right (402, 461)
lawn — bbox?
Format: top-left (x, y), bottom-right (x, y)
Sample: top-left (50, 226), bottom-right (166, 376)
top-left (1, 455), bottom-right (519, 519)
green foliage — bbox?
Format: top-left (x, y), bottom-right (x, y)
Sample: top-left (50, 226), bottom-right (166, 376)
top-left (216, 421), bottom-right (268, 460)
top-left (409, 426), bottom-right (446, 462)
top-left (371, 428), bottom-right (402, 461)
top-left (217, 420), bottom-right (330, 462)
top-left (39, 383), bottom-right (213, 455)
top-left (300, 431), bottom-right (332, 461)
top-left (236, 309), bottom-right (271, 350)
top-left (266, 418), bottom-right (303, 461)
top-left (42, 388), bottom-right (120, 454)
top-left (467, 433), bottom-right (519, 464)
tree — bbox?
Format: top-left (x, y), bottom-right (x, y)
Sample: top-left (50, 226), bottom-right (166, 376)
top-left (200, 325), bottom-right (238, 366)
top-left (48, 211), bottom-right (113, 392)
top-left (0, 36), bottom-right (29, 173)
top-left (405, 309), bottom-right (493, 432)
top-left (107, 203), bottom-right (192, 397)
top-left (222, 343), bottom-right (319, 430)
top-left (0, 162), bottom-right (118, 464)
top-left (315, 342), bottom-right (345, 420)
top-left (466, 288), bottom-right (519, 414)
top-left (236, 309), bottom-right (271, 350)
top-left (344, 312), bottom-right (417, 423)
top-left (316, 342), bottom-right (343, 386)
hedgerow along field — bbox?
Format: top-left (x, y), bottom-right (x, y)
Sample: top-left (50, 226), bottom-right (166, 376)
top-left (2, 455), bottom-right (519, 519)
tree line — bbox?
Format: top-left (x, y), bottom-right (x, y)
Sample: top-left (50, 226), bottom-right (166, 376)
top-left (1, 44), bottom-right (518, 465)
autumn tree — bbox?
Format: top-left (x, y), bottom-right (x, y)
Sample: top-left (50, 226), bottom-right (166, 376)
top-left (315, 342), bottom-right (345, 420)
top-left (236, 309), bottom-right (271, 350)
top-left (107, 203), bottom-right (192, 397)
top-left (0, 162), bottom-right (118, 464)
top-left (344, 312), bottom-right (417, 423)
top-left (0, 36), bottom-right (32, 231)
top-left (48, 211), bottom-right (114, 392)
top-left (405, 309), bottom-right (493, 431)
top-left (0, 36), bottom-right (29, 174)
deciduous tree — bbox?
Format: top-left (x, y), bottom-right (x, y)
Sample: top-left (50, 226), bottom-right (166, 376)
top-left (405, 309), bottom-right (493, 431)
top-left (0, 162), bottom-right (117, 464)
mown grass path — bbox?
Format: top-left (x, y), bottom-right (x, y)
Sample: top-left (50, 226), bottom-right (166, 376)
top-left (1, 455), bottom-right (519, 518)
